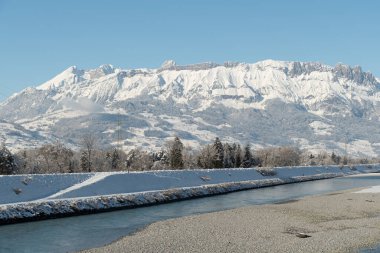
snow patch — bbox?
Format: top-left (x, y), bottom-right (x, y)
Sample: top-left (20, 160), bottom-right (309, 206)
top-left (309, 121), bottom-right (334, 136)
top-left (355, 185), bottom-right (380, 193)
top-left (43, 172), bottom-right (114, 199)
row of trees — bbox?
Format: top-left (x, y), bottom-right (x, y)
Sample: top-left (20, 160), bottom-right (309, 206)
top-left (0, 136), bottom-right (378, 175)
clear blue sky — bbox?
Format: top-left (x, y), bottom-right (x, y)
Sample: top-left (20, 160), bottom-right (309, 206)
top-left (0, 0), bottom-right (379, 100)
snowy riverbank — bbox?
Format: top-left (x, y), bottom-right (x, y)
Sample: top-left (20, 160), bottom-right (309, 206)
top-left (0, 164), bottom-right (379, 224)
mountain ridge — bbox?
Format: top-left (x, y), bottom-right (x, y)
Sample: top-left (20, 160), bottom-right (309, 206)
top-left (1, 60), bottom-right (380, 158)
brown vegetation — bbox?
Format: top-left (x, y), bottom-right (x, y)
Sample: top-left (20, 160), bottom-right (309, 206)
top-left (1, 136), bottom-right (379, 175)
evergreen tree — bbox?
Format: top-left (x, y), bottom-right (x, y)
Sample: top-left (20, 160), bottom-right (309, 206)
top-left (80, 151), bottom-right (91, 172)
top-left (153, 150), bottom-right (169, 164)
top-left (342, 156), bottom-right (348, 165)
top-left (229, 143), bottom-right (237, 167)
top-left (0, 145), bottom-right (16, 175)
top-left (241, 143), bottom-right (253, 168)
top-left (235, 144), bottom-right (242, 168)
top-left (169, 137), bottom-right (184, 169)
top-left (21, 150), bottom-right (28, 173)
top-left (197, 156), bottom-right (202, 168)
top-left (68, 161), bottom-right (75, 173)
top-left (212, 137), bottom-right (224, 168)
top-left (111, 149), bottom-right (120, 170)
top-left (223, 143), bottom-right (234, 168)
top-left (331, 152), bottom-right (341, 164)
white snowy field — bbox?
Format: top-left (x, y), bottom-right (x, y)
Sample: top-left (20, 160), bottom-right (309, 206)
top-left (0, 164), bottom-right (379, 223)
top-left (1, 165), bottom-right (377, 205)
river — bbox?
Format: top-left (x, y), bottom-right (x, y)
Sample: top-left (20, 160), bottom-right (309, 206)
top-left (0, 174), bottom-right (379, 253)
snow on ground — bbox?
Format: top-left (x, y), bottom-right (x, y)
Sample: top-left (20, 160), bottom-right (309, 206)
top-left (47, 169), bottom-right (270, 199)
top-left (309, 121), bottom-right (334, 136)
top-left (0, 164), bottom-right (379, 223)
top-left (350, 140), bottom-right (378, 157)
top-left (355, 186), bottom-right (380, 193)
top-left (0, 165), bottom-right (376, 205)
top-left (336, 139), bottom-right (377, 158)
top-left (43, 172), bottom-right (115, 199)
top-left (0, 174), bottom-right (93, 205)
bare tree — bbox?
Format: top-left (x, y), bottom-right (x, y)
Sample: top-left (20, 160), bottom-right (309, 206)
top-left (197, 144), bottom-right (217, 169)
top-left (256, 146), bottom-right (301, 167)
top-left (36, 142), bottom-right (74, 173)
top-left (183, 145), bottom-right (198, 169)
top-left (125, 148), bottom-right (153, 171)
top-left (81, 133), bottom-right (96, 172)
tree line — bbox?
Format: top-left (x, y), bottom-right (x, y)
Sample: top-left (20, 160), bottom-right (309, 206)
top-left (0, 135), bottom-right (378, 175)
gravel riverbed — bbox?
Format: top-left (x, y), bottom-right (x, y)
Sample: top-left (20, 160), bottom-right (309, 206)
top-left (80, 189), bottom-right (380, 253)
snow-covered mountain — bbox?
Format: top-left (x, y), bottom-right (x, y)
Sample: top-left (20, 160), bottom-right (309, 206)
top-left (1, 60), bottom-right (380, 157)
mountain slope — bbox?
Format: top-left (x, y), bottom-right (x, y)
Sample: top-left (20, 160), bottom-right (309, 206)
top-left (1, 60), bottom-right (380, 157)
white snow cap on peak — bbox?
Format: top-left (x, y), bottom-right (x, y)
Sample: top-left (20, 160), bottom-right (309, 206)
top-left (98, 64), bottom-right (115, 74)
top-left (37, 65), bottom-right (81, 90)
top-left (62, 65), bottom-right (78, 74)
top-left (161, 60), bottom-right (177, 69)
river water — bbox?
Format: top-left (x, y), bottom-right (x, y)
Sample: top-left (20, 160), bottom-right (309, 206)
top-left (0, 174), bottom-right (379, 253)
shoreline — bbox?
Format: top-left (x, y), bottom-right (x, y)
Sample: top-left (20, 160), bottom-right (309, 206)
top-left (0, 172), bottom-right (346, 225)
top-left (80, 189), bottom-right (380, 253)
top-left (1, 164), bottom-right (378, 225)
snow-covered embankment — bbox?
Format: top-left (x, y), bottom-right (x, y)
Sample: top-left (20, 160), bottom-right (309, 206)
top-left (0, 164), bottom-right (379, 224)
